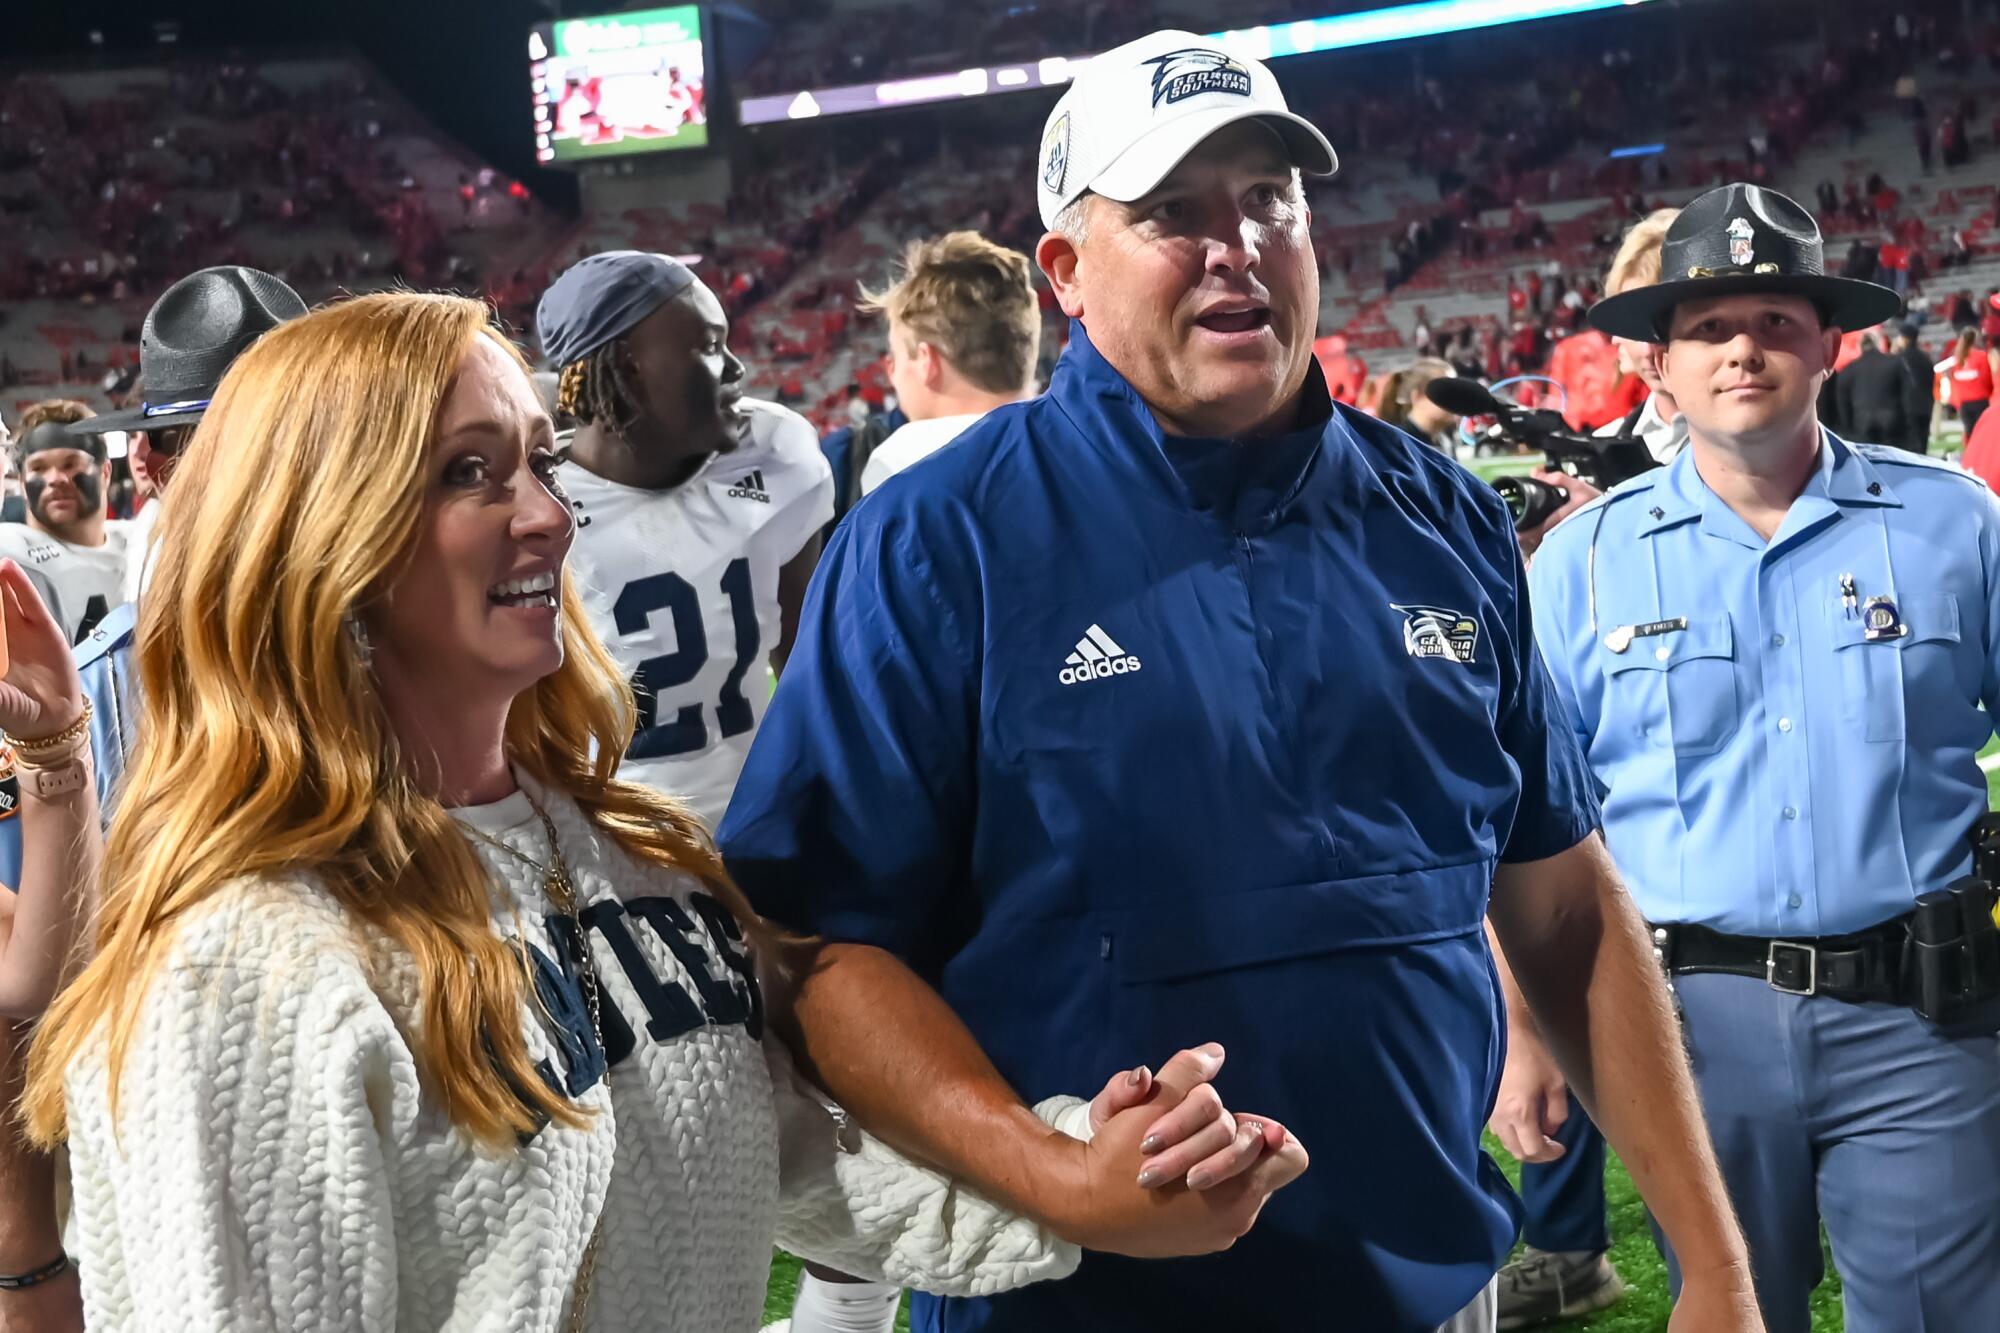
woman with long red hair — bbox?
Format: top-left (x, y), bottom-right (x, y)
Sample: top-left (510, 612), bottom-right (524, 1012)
top-left (18, 292), bottom-right (1304, 1332)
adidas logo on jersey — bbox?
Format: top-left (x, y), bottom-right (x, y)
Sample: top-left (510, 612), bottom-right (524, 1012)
top-left (726, 469), bottom-right (771, 503)
top-left (1058, 623), bottom-right (1142, 686)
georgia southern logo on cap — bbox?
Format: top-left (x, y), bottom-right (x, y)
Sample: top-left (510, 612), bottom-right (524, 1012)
top-left (1042, 112), bottom-right (1070, 194)
top-left (1144, 48), bottom-right (1251, 107)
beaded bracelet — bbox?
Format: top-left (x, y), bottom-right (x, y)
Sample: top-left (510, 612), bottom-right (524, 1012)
top-left (0, 1251), bottom-right (69, 1290)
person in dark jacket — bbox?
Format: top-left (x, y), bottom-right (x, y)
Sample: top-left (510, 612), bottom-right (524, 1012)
top-left (1891, 322), bottom-right (1935, 452)
top-left (1836, 329), bottom-right (1919, 450)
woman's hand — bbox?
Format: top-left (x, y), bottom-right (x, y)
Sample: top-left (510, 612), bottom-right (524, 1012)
top-left (0, 562), bottom-right (84, 744)
top-left (1087, 1044), bottom-right (1294, 1190)
top-left (1061, 1044), bottom-right (1308, 1257)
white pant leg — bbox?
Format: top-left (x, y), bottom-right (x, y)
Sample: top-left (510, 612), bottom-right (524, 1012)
top-left (1435, 1277), bottom-right (1498, 1333)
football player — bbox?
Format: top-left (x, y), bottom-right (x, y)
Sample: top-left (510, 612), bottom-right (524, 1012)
top-left (0, 402), bottom-right (135, 644)
top-left (538, 252), bottom-right (832, 829)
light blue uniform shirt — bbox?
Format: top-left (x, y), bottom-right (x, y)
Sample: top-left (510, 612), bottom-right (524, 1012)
top-left (1529, 432), bottom-right (2000, 937)
top-left (0, 603), bottom-right (137, 890)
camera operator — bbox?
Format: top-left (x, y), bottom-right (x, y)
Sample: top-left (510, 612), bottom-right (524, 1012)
top-left (1517, 210), bottom-right (1684, 558)
top-left (1488, 213), bottom-right (1683, 1330)
top-left (1378, 357), bottom-right (1461, 453)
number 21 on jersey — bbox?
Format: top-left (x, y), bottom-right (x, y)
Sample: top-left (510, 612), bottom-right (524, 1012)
top-left (614, 557), bottom-right (759, 759)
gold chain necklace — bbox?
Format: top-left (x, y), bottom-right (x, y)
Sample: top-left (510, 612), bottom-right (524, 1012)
top-left (458, 792), bottom-right (604, 1333)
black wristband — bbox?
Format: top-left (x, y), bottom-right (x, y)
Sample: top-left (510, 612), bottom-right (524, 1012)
top-left (0, 1251), bottom-right (68, 1289)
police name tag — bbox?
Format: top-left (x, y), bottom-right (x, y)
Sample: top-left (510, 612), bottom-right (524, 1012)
top-left (1602, 616), bottom-right (1688, 654)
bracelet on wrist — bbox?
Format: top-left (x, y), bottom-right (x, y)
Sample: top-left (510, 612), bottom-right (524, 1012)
top-left (0, 1250), bottom-right (69, 1289)
top-left (4, 700), bottom-right (93, 765)
top-left (11, 733), bottom-right (92, 772)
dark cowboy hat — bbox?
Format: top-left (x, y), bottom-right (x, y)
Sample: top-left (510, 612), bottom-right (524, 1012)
top-left (71, 266), bottom-right (307, 436)
top-left (1587, 183), bottom-right (1904, 342)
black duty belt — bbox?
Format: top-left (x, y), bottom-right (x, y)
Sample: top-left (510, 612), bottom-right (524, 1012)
top-left (1648, 919), bottom-right (1906, 1002)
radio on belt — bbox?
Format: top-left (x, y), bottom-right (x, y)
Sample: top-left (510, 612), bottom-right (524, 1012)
top-left (1906, 814), bottom-right (2000, 1025)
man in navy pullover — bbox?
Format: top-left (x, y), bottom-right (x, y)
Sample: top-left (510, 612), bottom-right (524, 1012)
top-left (721, 30), bottom-right (1758, 1333)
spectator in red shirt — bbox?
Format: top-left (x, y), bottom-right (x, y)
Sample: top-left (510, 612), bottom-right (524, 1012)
top-left (1878, 241), bottom-right (1912, 295)
top-left (1937, 326), bottom-right (1998, 437)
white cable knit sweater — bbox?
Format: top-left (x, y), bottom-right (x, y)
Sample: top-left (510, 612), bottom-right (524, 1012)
top-left (62, 779), bottom-right (1085, 1331)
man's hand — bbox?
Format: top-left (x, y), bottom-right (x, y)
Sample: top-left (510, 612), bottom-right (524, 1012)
top-left (1487, 1020), bottom-right (1570, 1164)
top-left (1517, 470), bottom-right (1601, 558)
top-left (1669, 1259), bottom-right (1764, 1332)
top-left (1057, 1046), bottom-right (1308, 1257)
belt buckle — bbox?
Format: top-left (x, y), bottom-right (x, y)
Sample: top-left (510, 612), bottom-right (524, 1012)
top-left (1766, 940), bottom-right (1818, 996)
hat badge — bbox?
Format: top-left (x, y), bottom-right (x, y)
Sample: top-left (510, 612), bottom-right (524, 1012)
top-left (1727, 217), bottom-right (1755, 268)
top-left (1042, 113), bottom-right (1070, 194)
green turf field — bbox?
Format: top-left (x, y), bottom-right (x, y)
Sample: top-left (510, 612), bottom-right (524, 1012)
top-left (1485, 1140), bottom-right (1844, 1332)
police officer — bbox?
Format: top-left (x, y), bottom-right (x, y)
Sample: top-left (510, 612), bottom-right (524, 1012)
top-left (1529, 183), bottom-right (2000, 1333)
top-left (719, 30), bottom-right (1756, 1333)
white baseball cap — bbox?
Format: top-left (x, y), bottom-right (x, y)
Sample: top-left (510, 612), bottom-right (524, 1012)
top-left (1036, 30), bottom-right (1339, 231)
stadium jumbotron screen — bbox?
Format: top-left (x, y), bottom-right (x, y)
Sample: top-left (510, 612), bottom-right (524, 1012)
top-left (529, 5), bottom-right (709, 164)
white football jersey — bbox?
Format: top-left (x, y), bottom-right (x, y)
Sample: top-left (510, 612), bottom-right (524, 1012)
top-left (560, 398), bottom-right (834, 827)
top-left (0, 520), bottom-right (134, 643)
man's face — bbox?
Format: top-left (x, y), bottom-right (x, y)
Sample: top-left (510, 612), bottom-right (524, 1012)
top-left (1653, 293), bottom-right (1840, 448)
top-left (884, 319), bottom-right (934, 421)
top-left (1613, 334), bottom-right (1665, 392)
top-left (130, 424), bottom-right (192, 494)
top-left (619, 280), bottom-right (747, 472)
top-left (22, 446), bottom-right (107, 528)
top-left (1043, 123), bottom-right (1317, 438)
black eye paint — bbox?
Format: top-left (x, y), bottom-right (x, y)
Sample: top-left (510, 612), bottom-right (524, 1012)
top-left (23, 471), bottom-right (102, 525)
top-left (71, 471), bottom-right (102, 518)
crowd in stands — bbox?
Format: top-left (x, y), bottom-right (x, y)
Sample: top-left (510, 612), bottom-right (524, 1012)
top-left (13, 0), bottom-right (2000, 449)
top-left (557, 0), bottom-right (2000, 436)
top-left (0, 58), bottom-right (545, 318)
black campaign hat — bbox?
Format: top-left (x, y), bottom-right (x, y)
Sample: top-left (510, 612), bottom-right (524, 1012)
top-left (1587, 183), bottom-right (1904, 342)
top-left (71, 266), bottom-right (307, 435)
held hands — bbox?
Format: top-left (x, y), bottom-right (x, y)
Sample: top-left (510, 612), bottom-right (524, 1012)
top-left (0, 562), bottom-right (84, 746)
top-left (1061, 1043), bottom-right (1308, 1258)
top-left (1487, 1019), bottom-right (1569, 1164)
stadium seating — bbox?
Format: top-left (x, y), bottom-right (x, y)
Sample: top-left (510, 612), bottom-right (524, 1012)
top-left (0, 53), bottom-right (560, 417)
top-left (9, 7), bottom-right (1998, 439)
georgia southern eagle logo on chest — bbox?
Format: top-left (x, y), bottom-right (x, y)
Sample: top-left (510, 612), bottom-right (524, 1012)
top-left (1392, 603), bottom-right (1479, 665)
